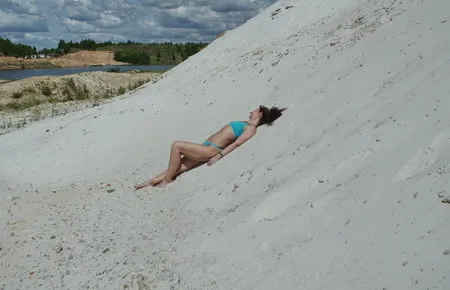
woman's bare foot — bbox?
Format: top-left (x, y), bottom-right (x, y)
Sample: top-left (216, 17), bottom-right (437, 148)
top-left (134, 178), bottom-right (158, 190)
top-left (134, 181), bottom-right (149, 190)
top-left (156, 179), bottom-right (171, 188)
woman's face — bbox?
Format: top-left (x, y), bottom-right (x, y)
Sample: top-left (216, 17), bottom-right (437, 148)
top-left (249, 108), bottom-right (261, 120)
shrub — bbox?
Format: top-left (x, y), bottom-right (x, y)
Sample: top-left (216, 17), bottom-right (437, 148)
top-left (65, 78), bottom-right (76, 91)
top-left (6, 101), bottom-right (21, 110)
top-left (61, 78), bottom-right (90, 100)
top-left (23, 87), bottom-right (36, 94)
top-left (11, 91), bottom-right (23, 99)
top-left (41, 85), bottom-right (52, 96)
top-left (128, 79), bottom-right (147, 90)
top-left (75, 84), bottom-right (90, 100)
top-left (107, 67), bottom-right (121, 72)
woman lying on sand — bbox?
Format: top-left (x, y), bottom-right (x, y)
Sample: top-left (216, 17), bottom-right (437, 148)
top-left (135, 105), bottom-right (286, 189)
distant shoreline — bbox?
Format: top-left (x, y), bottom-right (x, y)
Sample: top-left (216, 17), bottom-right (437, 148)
top-left (0, 63), bottom-right (125, 71)
top-left (0, 57), bottom-right (127, 71)
top-left (0, 64), bottom-right (174, 81)
top-left (0, 50), bottom-right (129, 71)
top-left (0, 61), bottom-right (179, 71)
top-left (0, 49), bottom-right (183, 71)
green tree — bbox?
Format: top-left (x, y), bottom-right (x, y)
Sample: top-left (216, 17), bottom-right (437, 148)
top-left (114, 49), bottom-right (151, 65)
top-left (57, 39), bottom-right (66, 50)
top-left (156, 51), bottom-right (161, 63)
top-left (0, 37), bottom-right (37, 57)
top-left (80, 39), bottom-right (96, 50)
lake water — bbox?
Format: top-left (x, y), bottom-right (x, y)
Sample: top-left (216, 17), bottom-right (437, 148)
top-left (0, 64), bottom-right (175, 81)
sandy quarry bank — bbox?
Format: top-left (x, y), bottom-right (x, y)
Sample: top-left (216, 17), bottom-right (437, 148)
top-left (0, 50), bottom-right (128, 70)
top-left (0, 70), bottom-right (164, 134)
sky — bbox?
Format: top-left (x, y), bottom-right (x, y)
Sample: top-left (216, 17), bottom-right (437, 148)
top-left (0, 0), bottom-right (277, 50)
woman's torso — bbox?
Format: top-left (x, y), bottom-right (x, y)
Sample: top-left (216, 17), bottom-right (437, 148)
top-left (206, 121), bottom-right (248, 147)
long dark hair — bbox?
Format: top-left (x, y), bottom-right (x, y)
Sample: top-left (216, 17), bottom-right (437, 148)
top-left (257, 105), bottom-right (287, 126)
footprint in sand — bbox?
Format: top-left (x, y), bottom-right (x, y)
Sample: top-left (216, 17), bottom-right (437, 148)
top-left (319, 145), bottom-right (377, 186)
top-left (254, 187), bottom-right (292, 221)
top-left (393, 131), bottom-right (450, 182)
top-left (254, 175), bottom-right (315, 222)
top-left (254, 143), bottom-right (380, 222)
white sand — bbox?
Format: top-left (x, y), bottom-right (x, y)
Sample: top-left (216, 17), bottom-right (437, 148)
top-left (1, 0), bottom-right (450, 289)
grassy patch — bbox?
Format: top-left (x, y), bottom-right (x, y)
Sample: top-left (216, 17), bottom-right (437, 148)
top-left (0, 73), bottom-right (160, 113)
top-left (65, 78), bottom-right (77, 91)
top-left (47, 97), bottom-right (59, 103)
top-left (4, 97), bottom-right (43, 111)
top-left (23, 87), bottom-right (36, 94)
top-left (101, 89), bottom-right (114, 99)
top-left (61, 78), bottom-right (90, 100)
top-left (128, 78), bottom-right (148, 91)
top-left (135, 69), bottom-right (169, 73)
top-left (5, 102), bottom-right (21, 110)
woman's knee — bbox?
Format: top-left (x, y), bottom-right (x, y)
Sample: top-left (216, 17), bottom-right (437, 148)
top-left (171, 141), bottom-right (183, 151)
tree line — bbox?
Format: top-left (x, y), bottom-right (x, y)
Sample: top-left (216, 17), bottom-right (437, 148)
top-left (0, 38), bottom-right (37, 57)
top-left (112, 41), bottom-right (207, 64)
top-left (0, 37), bottom-right (209, 64)
top-left (56, 39), bottom-right (208, 64)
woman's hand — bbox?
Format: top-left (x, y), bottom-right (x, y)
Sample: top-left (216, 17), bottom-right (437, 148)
top-left (207, 154), bottom-right (221, 166)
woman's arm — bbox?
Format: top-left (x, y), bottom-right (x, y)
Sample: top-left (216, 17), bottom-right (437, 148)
top-left (207, 126), bottom-right (257, 166)
top-left (221, 126), bottom-right (256, 157)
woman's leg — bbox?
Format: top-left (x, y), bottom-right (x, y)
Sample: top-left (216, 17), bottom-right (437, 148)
top-left (134, 151), bottom-right (208, 190)
top-left (148, 157), bottom-right (202, 187)
top-left (158, 141), bottom-right (218, 187)
top-left (134, 170), bottom-right (166, 189)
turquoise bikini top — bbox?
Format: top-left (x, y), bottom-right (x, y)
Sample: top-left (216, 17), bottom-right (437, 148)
top-left (229, 121), bottom-right (247, 138)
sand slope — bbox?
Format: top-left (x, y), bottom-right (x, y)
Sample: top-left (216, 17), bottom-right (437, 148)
top-left (1, 0), bottom-right (450, 289)
top-left (54, 50), bottom-right (128, 67)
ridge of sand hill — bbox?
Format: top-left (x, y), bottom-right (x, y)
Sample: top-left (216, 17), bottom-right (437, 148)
top-left (0, 50), bottom-right (129, 70)
top-left (1, 0), bottom-right (450, 289)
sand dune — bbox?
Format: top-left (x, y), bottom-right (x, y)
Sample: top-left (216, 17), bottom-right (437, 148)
top-left (1, 0), bottom-right (450, 289)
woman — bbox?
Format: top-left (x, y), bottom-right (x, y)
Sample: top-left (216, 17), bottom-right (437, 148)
top-left (135, 105), bottom-right (286, 189)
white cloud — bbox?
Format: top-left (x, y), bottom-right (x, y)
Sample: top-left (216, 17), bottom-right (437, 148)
top-left (0, 10), bottom-right (48, 32)
top-left (95, 13), bottom-right (122, 28)
top-left (0, 0), bottom-right (277, 49)
top-left (141, 0), bottom-right (187, 9)
top-left (82, 32), bottom-right (128, 43)
top-left (65, 3), bottom-right (99, 21)
top-left (23, 32), bottom-right (58, 47)
top-left (61, 18), bottom-right (96, 33)
top-left (0, 0), bottom-right (41, 14)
